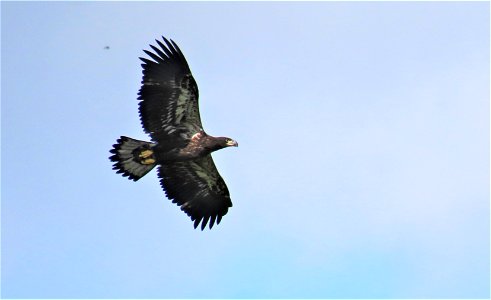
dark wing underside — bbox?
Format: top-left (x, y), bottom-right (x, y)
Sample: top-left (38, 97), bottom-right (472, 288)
top-left (158, 155), bottom-right (233, 230)
top-left (138, 37), bottom-right (202, 145)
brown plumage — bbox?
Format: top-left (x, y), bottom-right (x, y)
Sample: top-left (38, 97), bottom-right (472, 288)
top-left (109, 37), bottom-right (238, 230)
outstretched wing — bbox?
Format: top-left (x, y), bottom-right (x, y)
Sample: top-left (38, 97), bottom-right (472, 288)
top-left (158, 155), bottom-right (233, 230)
top-left (138, 37), bottom-right (202, 143)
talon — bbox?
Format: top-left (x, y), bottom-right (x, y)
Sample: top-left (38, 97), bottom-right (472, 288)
top-left (139, 149), bottom-right (153, 159)
top-left (142, 158), bottom-right (156, 165)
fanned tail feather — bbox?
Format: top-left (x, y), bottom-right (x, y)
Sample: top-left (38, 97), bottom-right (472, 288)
top-left (109, 136), bottom-right (157, 181)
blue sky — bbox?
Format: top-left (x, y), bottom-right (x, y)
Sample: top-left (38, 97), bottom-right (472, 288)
top-left (1, 1), bottom-right (489, 298)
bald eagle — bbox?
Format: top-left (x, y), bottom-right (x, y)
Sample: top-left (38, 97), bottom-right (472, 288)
top-left (109, 37), bottom-right (238, 230)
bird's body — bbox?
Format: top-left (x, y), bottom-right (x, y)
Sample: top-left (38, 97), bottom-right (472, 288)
top-left (109, 37), bottom-right (237, 230)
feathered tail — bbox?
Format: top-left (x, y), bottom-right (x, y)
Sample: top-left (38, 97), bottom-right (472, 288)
top-left (109, 136), bottom-right (157, 181)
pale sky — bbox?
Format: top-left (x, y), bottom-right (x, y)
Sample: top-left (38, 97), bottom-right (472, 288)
top-left (2, 1), bottom-right (489, 298)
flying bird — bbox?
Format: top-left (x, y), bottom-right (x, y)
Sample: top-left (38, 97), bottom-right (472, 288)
top-left (109, 37), bottom-right (238, 230)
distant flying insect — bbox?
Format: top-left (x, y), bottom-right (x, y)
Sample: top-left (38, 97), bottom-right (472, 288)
top-left (109, 37), bottom-right (238, 230)
top-left (104, 46), bottom-right (110, 50)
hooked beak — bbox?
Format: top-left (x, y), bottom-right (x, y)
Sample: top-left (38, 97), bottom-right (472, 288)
top-left (227, 139), bottom-right (238, 147)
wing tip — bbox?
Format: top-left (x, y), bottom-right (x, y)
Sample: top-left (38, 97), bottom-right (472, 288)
top-left (189, 213), bottom-right (222, 230)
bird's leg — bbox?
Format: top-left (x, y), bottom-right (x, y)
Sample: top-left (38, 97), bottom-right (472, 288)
top-left (139, 150), bottom-right (153, 159)
top-left (139, 149), bottom-right (156, 165)
top-left (141, 158), bottom-right (156, 165)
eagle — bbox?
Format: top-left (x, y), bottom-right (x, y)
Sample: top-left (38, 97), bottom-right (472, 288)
top-left (109, 37), bottom-right (238, 230)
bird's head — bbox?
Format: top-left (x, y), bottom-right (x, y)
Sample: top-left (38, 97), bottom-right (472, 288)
top-left (223, 137), bottom-right (238, 148)
top-left (207, 136), bottom-right (238, 152)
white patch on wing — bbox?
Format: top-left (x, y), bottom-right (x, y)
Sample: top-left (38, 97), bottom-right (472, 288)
top-left (143, 82), bottom-right (160, 86)
top-left (155, 76), bottom-right (200, 138)
top-left (189, 161), bottom-right (215, 190)
top-left (175, 87), bottom-right (191, 124)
